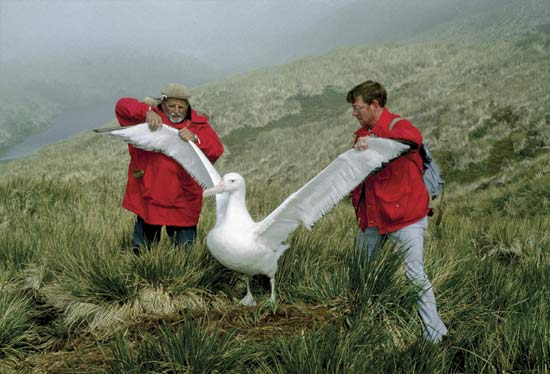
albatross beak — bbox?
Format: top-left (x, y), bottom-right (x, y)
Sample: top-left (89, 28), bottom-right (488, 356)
top-left (203, 180), bottom-right (226, 197)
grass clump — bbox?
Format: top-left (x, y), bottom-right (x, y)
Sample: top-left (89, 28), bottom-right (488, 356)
top-left (108, 319), bottom-right (241, 374)
top-left (0, 291), bottom-right (35, 358)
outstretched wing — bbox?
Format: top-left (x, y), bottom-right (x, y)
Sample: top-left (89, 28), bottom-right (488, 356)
top-left (255, 137), bottom-right (410, 249)
top-left (106, 123), bottom-right (221, 188)
top-left (100, 123), bottom-right (228, 218)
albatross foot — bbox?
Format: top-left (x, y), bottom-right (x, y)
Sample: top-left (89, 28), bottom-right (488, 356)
top-left (261, 295), bottom-right (279, 312)
top-left (239, 294), bottom-right (257, 307)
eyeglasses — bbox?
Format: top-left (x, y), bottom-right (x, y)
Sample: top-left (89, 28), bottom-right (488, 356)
top-left (351, 104), bottom-right (369, 112)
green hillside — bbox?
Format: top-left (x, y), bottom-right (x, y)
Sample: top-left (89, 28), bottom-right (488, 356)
top-left (10, 32), bottom-right (546, 188)
top-left (1, 13), bottom-right (550, 374)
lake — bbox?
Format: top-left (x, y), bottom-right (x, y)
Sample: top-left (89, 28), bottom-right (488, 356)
top-left (0, 104), bottom-right (116, 162)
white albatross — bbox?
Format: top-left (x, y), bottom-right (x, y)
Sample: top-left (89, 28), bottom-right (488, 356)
top-left (100, 123), bottom-right (410, 306)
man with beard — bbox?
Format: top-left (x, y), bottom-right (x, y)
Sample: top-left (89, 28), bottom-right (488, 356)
top-left (115, 83), bottom-right (224, 253)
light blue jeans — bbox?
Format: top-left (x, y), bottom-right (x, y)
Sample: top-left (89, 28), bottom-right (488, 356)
top-left (355, 216), bottom-right (448, 343)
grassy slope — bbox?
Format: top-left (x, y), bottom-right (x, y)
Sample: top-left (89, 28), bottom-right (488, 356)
top-left (18, 35), bottom-right (544, 191)
top-left (1, 9), bottom-right (550, 374)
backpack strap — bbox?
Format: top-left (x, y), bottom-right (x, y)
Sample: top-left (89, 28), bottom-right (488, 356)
top-left (388, 116), bottom-right (402, 131)
top-left (354, 182), bottom-right (367, 220)
top-left (389, 116), bottom-right (418, 151)
top-left (388, 116), bottom-right (423, 172)
top-left (435, 186), bottom-right (445, 226)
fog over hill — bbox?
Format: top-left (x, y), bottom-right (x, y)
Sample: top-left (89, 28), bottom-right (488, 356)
top-left (0, 0), bottom-right (548, 154)
top-left (2, 0), bottom-right (544, 100)
top-left (201, 0), bottom-right (549, 70)
top-left (0, 0), bottom-right (354, 151)
top-left (234, 0), bottom-right (480, 67)
top-left (0, 0), bottom-right (353, 88)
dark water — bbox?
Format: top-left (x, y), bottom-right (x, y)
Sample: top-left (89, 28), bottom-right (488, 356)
top-left (0, 104), bottom-right (115, 162)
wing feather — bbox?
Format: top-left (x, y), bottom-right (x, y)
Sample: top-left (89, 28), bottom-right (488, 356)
top-left (104, 123), bottom-right (228, 218)
top-left (255, 137), bottom-right (410, 249)
top-left (108, 123), bottom-right (221, 188)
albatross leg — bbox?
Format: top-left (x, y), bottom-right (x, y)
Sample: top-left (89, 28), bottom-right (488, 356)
top-left (240, 276), bottom-right (257, 306)
top-left (268, 277), bottom-right (276, 304)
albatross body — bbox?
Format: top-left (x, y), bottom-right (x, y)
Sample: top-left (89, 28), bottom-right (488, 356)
top-left (100, 123), bottom-right (410, 306)
top-left (204, 172), bottom-right (287, 305)
top-left (206, 188), bottom-right (282, 279)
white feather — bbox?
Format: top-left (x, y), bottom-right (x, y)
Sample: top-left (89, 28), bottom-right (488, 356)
top-left (109, 123), bottom-right (220, 188)
top-left (101, 125), bottom-right (409, 305)
top-left (106, 123), bottom-right (227, 217)
top-left (255, 137), bottom-right (409, 249)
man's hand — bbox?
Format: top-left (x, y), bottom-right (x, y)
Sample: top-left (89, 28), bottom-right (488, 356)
top-left (179, 127), bottom-right (198, 142)
top-left (353, 136), bottom-right (370, 151)
top-left (146, 109), bottom-right (163, 131)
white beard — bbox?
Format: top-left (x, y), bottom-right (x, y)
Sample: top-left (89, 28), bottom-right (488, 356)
top-left (169, 114), bottom-right (185, 124)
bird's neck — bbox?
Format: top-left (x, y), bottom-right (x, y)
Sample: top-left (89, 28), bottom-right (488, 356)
top-left (224, 191), bottom-right (254, 225)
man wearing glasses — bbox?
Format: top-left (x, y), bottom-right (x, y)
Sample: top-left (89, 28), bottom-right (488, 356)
top-left (115, 83), bottom-right (224, 254)
top-left (347, 80), bottom-right (448, 343)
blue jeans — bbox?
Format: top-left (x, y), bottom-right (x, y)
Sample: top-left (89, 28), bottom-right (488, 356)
top-left (132, 215), bottom-right (196, 253)
top-left (355, 216), bottom-right (448, 343)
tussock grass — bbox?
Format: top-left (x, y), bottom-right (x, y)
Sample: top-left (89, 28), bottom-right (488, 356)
top-left (1, 27), bottom-right (550, 373)
top-left (0, 291), bottom-right (35, 358)
top-left (3, 167), bottom-right (546, 373)
top-left (109, 319), bottom-right (242, 374)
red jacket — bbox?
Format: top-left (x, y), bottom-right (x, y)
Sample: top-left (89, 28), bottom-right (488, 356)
top-left (115, 98), bottom-right (224, 226)
top-left (351, 108), bottom-right (429, 234)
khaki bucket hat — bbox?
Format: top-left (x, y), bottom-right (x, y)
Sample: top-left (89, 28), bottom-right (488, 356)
top-left (160, 83), bottom-right (192, 100)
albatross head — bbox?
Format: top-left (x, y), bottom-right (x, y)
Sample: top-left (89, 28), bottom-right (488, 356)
top-left (203, 172), bottom-right (245, 197)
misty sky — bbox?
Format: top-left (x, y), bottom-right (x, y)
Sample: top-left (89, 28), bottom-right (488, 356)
top-left (0, 0), bottom-right (355, 66)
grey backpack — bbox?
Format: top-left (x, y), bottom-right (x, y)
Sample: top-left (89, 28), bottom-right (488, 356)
top-left (418, 143), bottom-right (444, 200)
top-left (389, 117), bottom-right (444, 201)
